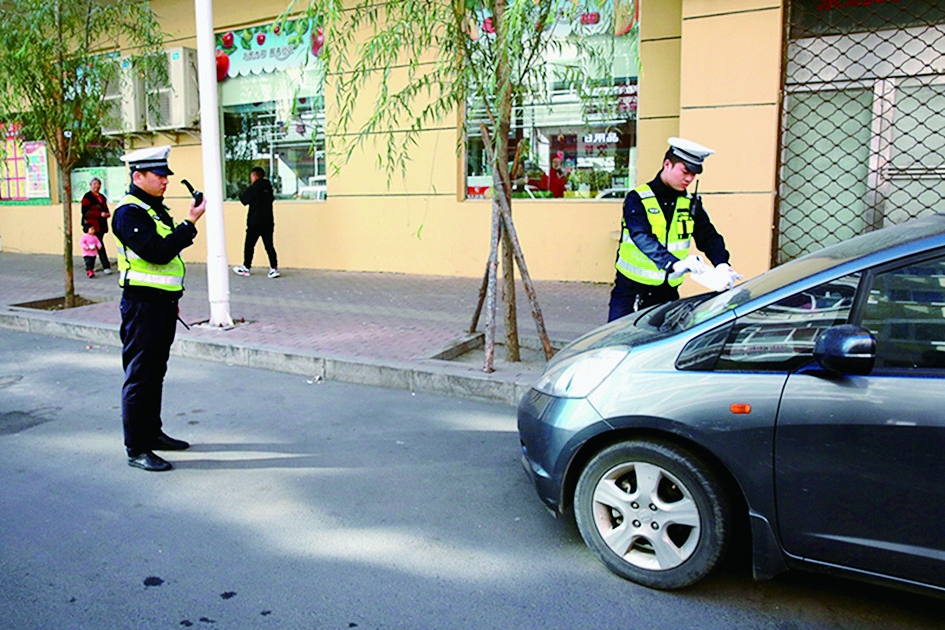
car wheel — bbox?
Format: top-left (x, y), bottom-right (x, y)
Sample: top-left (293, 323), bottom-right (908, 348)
top-left (574, 440), bottom-right (730, 589)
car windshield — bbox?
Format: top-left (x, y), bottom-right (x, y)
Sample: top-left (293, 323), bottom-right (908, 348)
top-left (668, 214), bottom-right (945, 331)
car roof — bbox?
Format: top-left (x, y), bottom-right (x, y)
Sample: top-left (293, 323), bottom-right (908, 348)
top-left (720, 213), bottom-right (945, 318)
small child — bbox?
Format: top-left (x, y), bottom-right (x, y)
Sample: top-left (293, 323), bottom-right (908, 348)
top-left (80, 225), bottom-right (102, 278)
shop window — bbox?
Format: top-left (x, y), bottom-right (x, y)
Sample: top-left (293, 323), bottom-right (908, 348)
top-left (218, 20), bottom-right (326, 201)
top-left (1, 130), bottom-right (27, 200)
top-left (464, 1), bottom-right (639, 201)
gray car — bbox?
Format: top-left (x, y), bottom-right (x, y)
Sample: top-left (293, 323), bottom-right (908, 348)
top-left (518, 214), bottom-right (945, 595)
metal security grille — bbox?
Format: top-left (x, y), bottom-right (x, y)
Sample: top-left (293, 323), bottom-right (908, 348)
top-left (777, 0), bottom-right (945, 264)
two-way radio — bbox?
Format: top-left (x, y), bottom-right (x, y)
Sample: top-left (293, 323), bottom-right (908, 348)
top-left (181, 179), bottom-right (203, 206)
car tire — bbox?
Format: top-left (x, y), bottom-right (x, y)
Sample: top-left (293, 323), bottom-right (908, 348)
top-left (574, 440), bottom-right (730, 589)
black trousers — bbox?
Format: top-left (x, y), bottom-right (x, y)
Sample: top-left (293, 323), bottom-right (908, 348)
top-left (607, 271), bottom-right (679, 322)
top-left (243, 224), bottom-right (278, 269)
top-left (97, 239), bottom-right (111, 270)
top-left (120, 297), bottom-right (178, 452)
top-left (84, 256), bottom-right (96, 272)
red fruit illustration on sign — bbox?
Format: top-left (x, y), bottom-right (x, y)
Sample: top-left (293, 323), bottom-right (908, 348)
top-left (222, 31), bottom-right (234, 48)
top-left (215, 49), bottom-right (229, 82)
top-left (580, 12), bottom-right (600, 25)
top-left (257, 32), bottom-right (266, 45)
top-left (273, 24), bottom-right (281, 35)
top-left (311, 27), bottom-right (324, 56)
top-left (614, 0), bottom-right (638, 36)
top-left (483, 17), bottom-right (495, 33)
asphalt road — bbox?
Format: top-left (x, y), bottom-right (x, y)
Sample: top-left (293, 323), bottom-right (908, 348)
top-left (0, 329), bottom-right (942, 629)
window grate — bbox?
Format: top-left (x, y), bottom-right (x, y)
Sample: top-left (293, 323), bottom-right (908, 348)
top-left (777, 0), bottom-right (945, 264)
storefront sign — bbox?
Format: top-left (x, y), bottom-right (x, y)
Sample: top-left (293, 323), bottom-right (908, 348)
top-left (469, 0), bottom-right (638, 41)
top-left (580, 131), bottom-right (618, 161)
top-left (216, 18), bottom-right (323, 81)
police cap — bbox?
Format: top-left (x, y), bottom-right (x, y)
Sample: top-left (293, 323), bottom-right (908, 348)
top-left (121, 145), bottom-right (174, 176)
top-left (665, 137), bottom-right (715, 174)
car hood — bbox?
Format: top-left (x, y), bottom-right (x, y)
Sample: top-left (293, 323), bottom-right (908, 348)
top-left (548, 296), bottom-right (711, 367)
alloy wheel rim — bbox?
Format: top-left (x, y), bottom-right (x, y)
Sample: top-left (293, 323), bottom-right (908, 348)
top-left (591, 461), bottom-right (701, 571)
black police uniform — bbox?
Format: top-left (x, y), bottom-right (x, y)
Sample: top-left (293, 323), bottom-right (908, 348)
top-left (607, 172), bottom-right (730, 322)
top-left (112, 184), bottom-right (198, 454)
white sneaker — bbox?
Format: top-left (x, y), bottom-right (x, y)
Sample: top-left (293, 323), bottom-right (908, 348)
top-left (233, 265), bottom-right (250, 277)
top-left (268, 268), bottom-right (280, 279)
top-left (103, 268), bottom-right (113, 275)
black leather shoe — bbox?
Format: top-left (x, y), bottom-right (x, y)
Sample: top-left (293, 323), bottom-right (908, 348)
top-left (127, 450), bottom-right (172, 472)
top-left (152, 432), bottom-right (190, 451)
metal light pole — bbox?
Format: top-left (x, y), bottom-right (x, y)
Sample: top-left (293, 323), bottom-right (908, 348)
top-left (193, 0), bottom-right (233, 327)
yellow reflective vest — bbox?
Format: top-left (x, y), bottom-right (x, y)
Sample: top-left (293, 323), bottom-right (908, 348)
top-left (113, 194), bottom-right (185, 292)
top-left (615, 184), bottom-right (693, 287)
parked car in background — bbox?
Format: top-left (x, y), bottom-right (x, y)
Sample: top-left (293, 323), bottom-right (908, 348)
top-left (595, 187), bottom-right (630, 199)
top-left (518, 214), bottom-right (945, 595)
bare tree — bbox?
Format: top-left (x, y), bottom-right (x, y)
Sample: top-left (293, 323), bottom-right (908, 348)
top-left (286, 0), bottom-right (634, 369)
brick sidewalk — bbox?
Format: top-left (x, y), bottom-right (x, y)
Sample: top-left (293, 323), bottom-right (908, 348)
top-left (0, 253), bottom-right (611, 402)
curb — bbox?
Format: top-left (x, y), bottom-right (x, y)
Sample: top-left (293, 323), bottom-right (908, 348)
top-left (0, 310), bottom-right (538, 406)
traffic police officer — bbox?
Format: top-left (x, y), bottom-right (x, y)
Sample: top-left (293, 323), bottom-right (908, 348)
top-left (112, 145), bottom-right (206, 471)
top-left (607, 137), bottom-right (740, 322)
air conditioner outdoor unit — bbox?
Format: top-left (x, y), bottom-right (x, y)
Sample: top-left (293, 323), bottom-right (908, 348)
top-left (102, 57), bottom-right (147, 135)
top-left (147, 47), bottom-right (199, 131)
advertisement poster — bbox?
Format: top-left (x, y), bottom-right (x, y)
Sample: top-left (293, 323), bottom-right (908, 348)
top-left (71, 167), bottom-right (127, 203)
top-left (23, 141), bottom-right (49, 199)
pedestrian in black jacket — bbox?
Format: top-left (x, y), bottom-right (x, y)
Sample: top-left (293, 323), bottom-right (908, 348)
top-left (233, 167), bottom-right (279, 278)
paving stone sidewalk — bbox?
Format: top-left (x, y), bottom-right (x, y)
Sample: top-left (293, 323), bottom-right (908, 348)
top-left (0, 253), bottom-right (611, 404)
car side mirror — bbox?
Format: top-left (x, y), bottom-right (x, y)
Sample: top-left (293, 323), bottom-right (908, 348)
top-left (813, 324), bottom-right (876, 375)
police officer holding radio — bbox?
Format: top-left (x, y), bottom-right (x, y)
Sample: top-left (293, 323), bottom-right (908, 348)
top-left (112, 146), bottom-right (206, 472)
top-left (607, 137), bottom-right (741, 322)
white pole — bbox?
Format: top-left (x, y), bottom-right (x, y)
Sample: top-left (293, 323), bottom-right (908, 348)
top-left (193, 0), bottom-right (233, 327)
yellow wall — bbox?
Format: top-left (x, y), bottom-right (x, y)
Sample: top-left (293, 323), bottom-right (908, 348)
top-left (0, 0), bottom-right (785, 287)
top-left (678, 0), bottom-right (784, 285)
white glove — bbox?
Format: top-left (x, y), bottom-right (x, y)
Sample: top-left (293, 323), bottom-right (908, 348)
top-left (670, 254), bottom-right (708, 277)
top-left (714, 263), bottom-right (744, 290)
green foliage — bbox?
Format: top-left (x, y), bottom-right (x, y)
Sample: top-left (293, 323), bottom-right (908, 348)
top-left (286, 0), bottom-right (631, 184)
top-left (0, 0), bottom-right (168, 305)
top-left (0, 0), bottom-right (168, 172)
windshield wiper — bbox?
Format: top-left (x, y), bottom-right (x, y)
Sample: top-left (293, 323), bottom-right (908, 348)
top-left (659, 299), bottom-right (701, 332)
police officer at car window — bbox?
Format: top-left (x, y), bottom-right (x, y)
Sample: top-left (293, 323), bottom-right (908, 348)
top-left (112, 146), bottom-right (206, 472)
top-left (607, 137), bottom-right (740, 322)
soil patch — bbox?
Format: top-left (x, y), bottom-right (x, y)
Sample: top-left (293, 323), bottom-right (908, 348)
top-left (12, 295), bottom-right (99, 311)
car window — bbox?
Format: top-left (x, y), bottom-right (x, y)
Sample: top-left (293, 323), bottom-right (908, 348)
top-left (860, 255), bottom-right (945, 370)
top-left (676, 324), bottom-right (732, 371)
top-left (676, 215), bottom-right (945, 332)
top-left (712, 274), bottom-right (860, 372)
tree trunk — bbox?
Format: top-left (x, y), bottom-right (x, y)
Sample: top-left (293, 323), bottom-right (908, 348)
top-left (483, 194), bottom-right (502, 373)
top-left (479, 124), bottom-right (554, 362)
top-left (60, 162), bottom-right (75, 308)
top-left (492, 0), bottom-right (520, 362)
top-left (468, 263), bottom-right (488, 334)
top-left (490, 171), bottom-right (554, 361)
top-left (501, 225), bottom-right (519, 361)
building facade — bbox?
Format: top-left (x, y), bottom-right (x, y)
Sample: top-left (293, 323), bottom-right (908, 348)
top-left (3, 1), bottom-right (942, 289)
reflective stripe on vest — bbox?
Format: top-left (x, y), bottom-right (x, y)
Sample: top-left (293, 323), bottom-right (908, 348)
top-left (113, 194), bottom-right (185, 292)
top-left (616, 185), bottom-right (693, 287)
